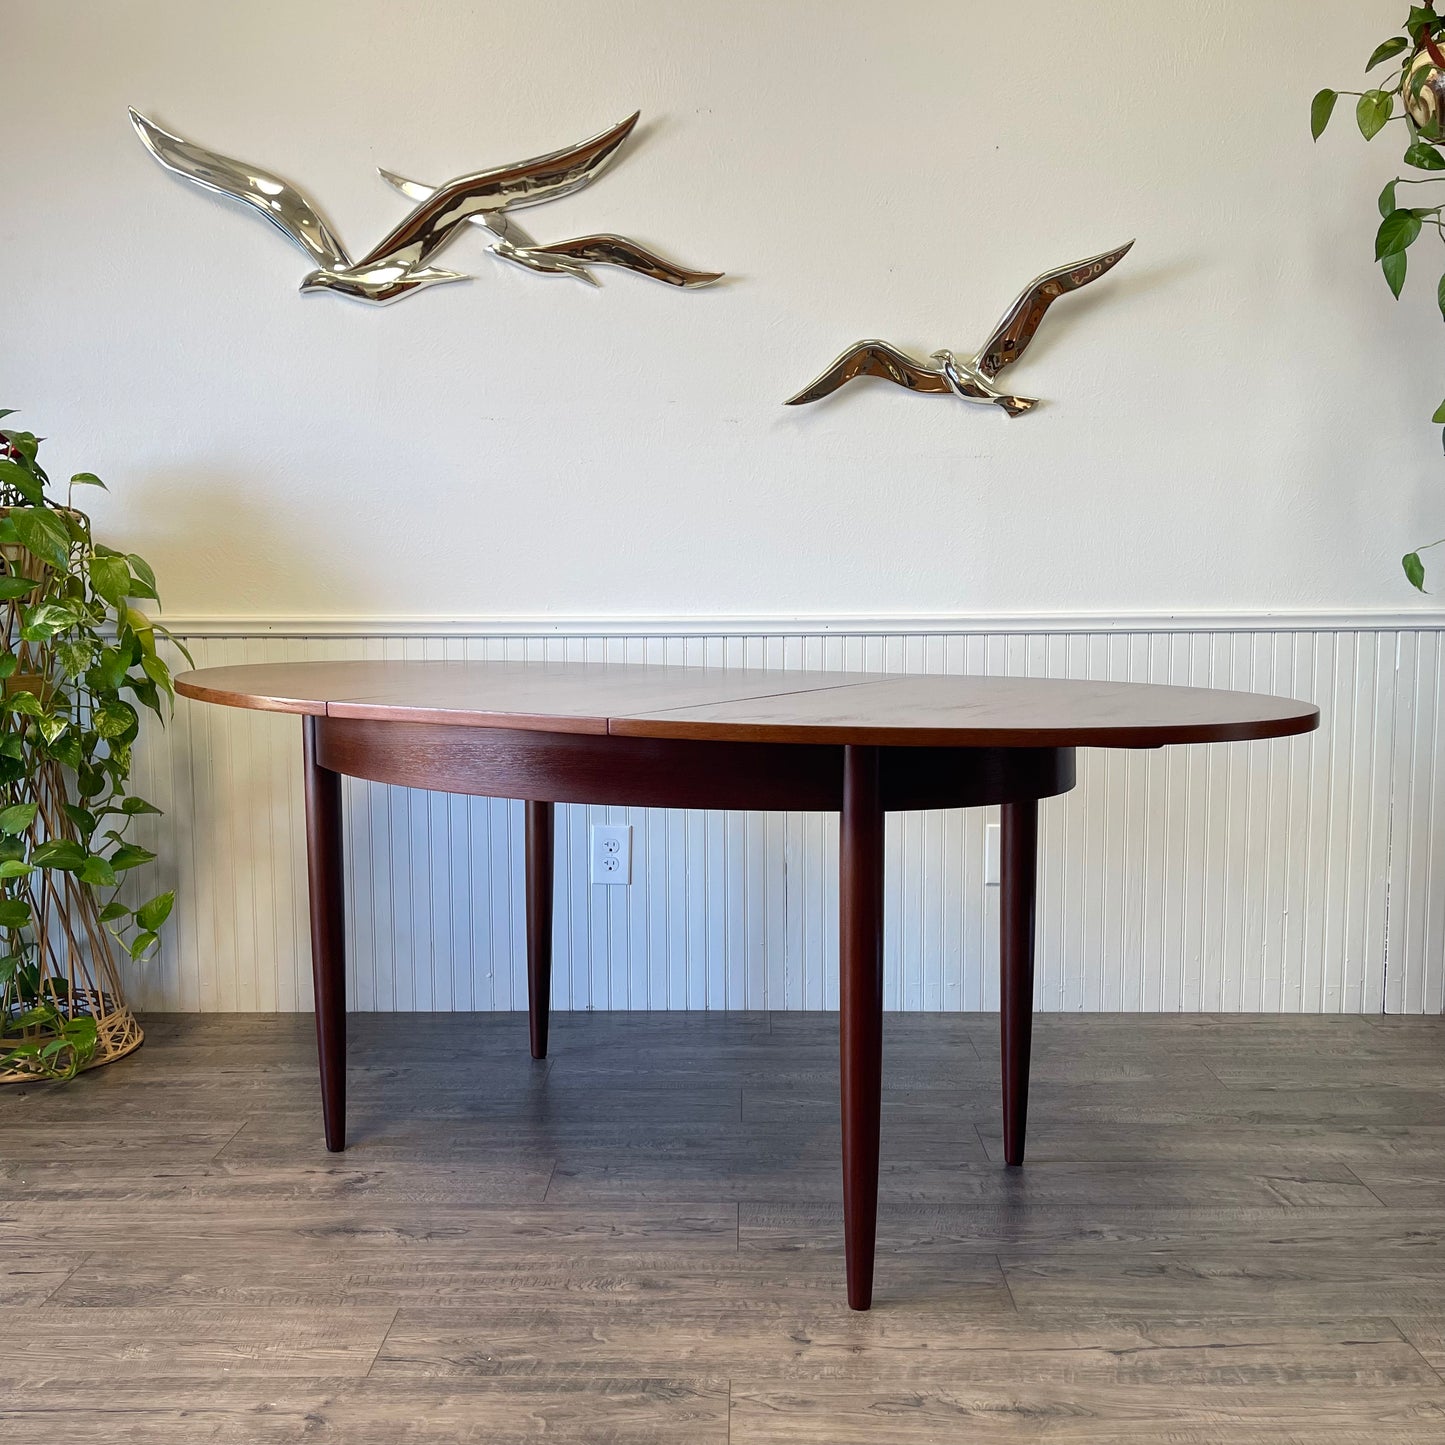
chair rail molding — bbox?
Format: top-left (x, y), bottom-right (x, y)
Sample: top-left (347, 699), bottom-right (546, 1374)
top-left (154, 608), bottom-right (1445, 637)
top-left (119, 610), bottom-right (1445, 1016)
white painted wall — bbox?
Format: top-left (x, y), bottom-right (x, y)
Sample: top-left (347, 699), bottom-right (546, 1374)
top-left (1, 0), bottom-right (1437, 619)
top-left (4, 2), bottom-right (1442, 1011)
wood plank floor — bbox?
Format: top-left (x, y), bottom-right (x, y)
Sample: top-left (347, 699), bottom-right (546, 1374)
top-left (1, 1010), bottom-right (1443, 1442)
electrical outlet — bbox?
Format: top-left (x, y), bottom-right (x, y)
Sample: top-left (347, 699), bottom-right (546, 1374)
top-left (984, 822), bottom-right (1000, 886)
top-left (590, 823), bottom-right (632, 885)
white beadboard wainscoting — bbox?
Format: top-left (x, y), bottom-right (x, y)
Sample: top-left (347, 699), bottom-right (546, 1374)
top-left (116, 616), bottom-right (1445, 1016)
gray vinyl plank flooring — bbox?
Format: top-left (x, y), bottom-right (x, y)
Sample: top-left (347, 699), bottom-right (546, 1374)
top-left (0, 1009), bottom-right (1441, 1444)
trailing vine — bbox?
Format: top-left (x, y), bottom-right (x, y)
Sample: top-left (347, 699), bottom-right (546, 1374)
top-left (1313, 3), bottom-right (1445, 588)
top-left (0, 409), bottom-right (188, 1078)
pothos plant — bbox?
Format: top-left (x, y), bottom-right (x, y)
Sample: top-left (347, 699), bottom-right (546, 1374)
top-left (0, 409), bottom-right (189, 1079)
top-left (1312, 3), bottom-right (1445, 590)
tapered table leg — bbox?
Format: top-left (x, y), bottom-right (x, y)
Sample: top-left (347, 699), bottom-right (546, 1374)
top-left (840, 744), bottom-right (885, 1311)
top-left (525, 800), bottom-right (555, 1060)
top-left (303, 716), bottom-right (346, 1152)
top-left (1000, 798), bottom-right (1038, 1167)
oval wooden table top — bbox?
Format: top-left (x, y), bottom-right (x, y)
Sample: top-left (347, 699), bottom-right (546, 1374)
top-left (175, 659), bottom-right (1320, 749)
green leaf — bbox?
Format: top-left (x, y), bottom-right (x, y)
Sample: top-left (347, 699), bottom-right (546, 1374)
top-left (1437, 271), bottom-right (1445, 319)
top-left (65, 1014), bottom-right (98, 1047)
top-left (1432, 397), bottom-right (1445, 423)
top-left (88, 554), bottom-right (130, 605)
top-left (5, 690), bottom-right (43, 717)
top-left (0, 574), bottom-right (38, 600)
top-left (135, 890), bottom-right (174, 932)
top-left (125, 607), bottom-right (156, 654)
top-left (1408, 6), bottom-right (1439, 32)
top-left (1357, 88), bottom-right (1395, 140)
top-left (0, 802), bottom-right (37, 836)
top-left (140, 653), bottom-right (174, 700)
top-left (7, 1006), bottom-right (56, 1030)
top-left (1312, 87), bottom-right (1339, 139)
top-left (1405, 139), bottom-right (1445, 168)
top-left (69, 472), bottom-right (106, 489)
top-left (160, 629), bottom-right (195, 668)
top-left (0, 655), bottom-right (16, 681)
top-left (2, 431), bottom-right (38, 465)
top-left (128, 929), bottom-right (159, 961)
top-left (1384, 247), bottom-right (1409, 297)
top-left (92, 698), bottom-right (138, 740)
top-left (31, 838), bottom-right (86, 871)
top-left (0, 897), bottom-right (32, 929)
top-left (77, 854), bottom-right (115, 888)
top-left (1377, 207), bottom-right (1424, 257)
top-left (127, 677), bottom-right (161, 715)
top-left (1404, 550), bottom-right (1428, 590)
top-left (7, 507), bottom-right (70, 569)
top-left (54, 637), bottom-right (96, 679)
top-left (0, 459), bottom-right (43, 505)
top-left (1368, 35), bottom-right (1411, 69)
top-left (120, 796), bottom-right (161, 816)
top-left (89, 646), bottom-right (129, 693)
top-left (108, 843), bottom-right (155, 872)
top-left (98, 900), bottom-right (130, 922)
top-left (47, 730), bottom-right (81, 771)
top-left (1380, 177), bottom-right (1401, 216)
top-left (0, 860), bottom-right (32, 879)
top-left (19, 600), bottom-right (77, 640)
top-left (126, 554), bottom-right (157, 597)
top-left (61, 803), bottom-right (96, 838)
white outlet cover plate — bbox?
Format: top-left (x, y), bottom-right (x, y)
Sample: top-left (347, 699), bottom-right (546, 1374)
top-left (590, 823), bottom-right (633, 885)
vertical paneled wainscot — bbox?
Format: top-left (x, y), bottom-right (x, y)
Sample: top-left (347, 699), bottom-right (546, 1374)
top-left (118, 619), bottom-right (1442, 1015)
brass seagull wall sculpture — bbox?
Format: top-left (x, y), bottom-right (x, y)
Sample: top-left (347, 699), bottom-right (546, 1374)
top-left (784, 241), bottom-right (1133, 415)
top-left (128, 109), bottom-right (722, 305)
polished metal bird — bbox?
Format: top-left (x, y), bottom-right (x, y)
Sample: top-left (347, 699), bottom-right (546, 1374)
top-left (128, 109), bottom-right (722, 304)
top-left (378, 171), bottom-right (723, 289)
top-left (784, 242), bottom-right (1134, 414)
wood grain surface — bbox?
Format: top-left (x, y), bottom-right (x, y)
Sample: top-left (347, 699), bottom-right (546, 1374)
top-left (2, 1010), bottom-right (1442, 1442)
top-left (313, 718), bottom-right (1076, 810)
top-left (175, 660), bottom-right (881, 733)
top-left (176, 660), bottom-right (1319, 749)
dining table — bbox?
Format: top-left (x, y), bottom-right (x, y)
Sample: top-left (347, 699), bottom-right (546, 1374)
top-left (175, 658), bottom-right (1319, 1309)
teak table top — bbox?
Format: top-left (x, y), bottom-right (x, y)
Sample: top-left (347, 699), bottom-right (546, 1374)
top-left (175, 659), bottom-right (1320, 749)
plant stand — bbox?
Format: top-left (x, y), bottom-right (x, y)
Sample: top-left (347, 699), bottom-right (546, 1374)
top-left (0, 752), bottom-right (143, 1082)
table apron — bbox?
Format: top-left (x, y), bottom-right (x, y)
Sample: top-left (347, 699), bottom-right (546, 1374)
top-left (314, 717), bottom-right (1076, 812)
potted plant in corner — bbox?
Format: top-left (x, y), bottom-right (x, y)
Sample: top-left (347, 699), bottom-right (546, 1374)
top-left (0, 409), bottom-right (188, 1081)
top-left (1313, 2), bottom-right (1445, 589)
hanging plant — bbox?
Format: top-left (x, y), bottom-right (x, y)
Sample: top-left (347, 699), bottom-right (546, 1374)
top-left (1312, 3), bottom-right (1445, 590)
top-left (0, 409), bottom-right (189, 1080)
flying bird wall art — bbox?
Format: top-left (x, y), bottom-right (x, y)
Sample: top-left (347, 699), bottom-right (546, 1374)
top-left (128, 109), bottom-right (723, 306)
top-left (783, 242), bottom-right (1134, 415)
